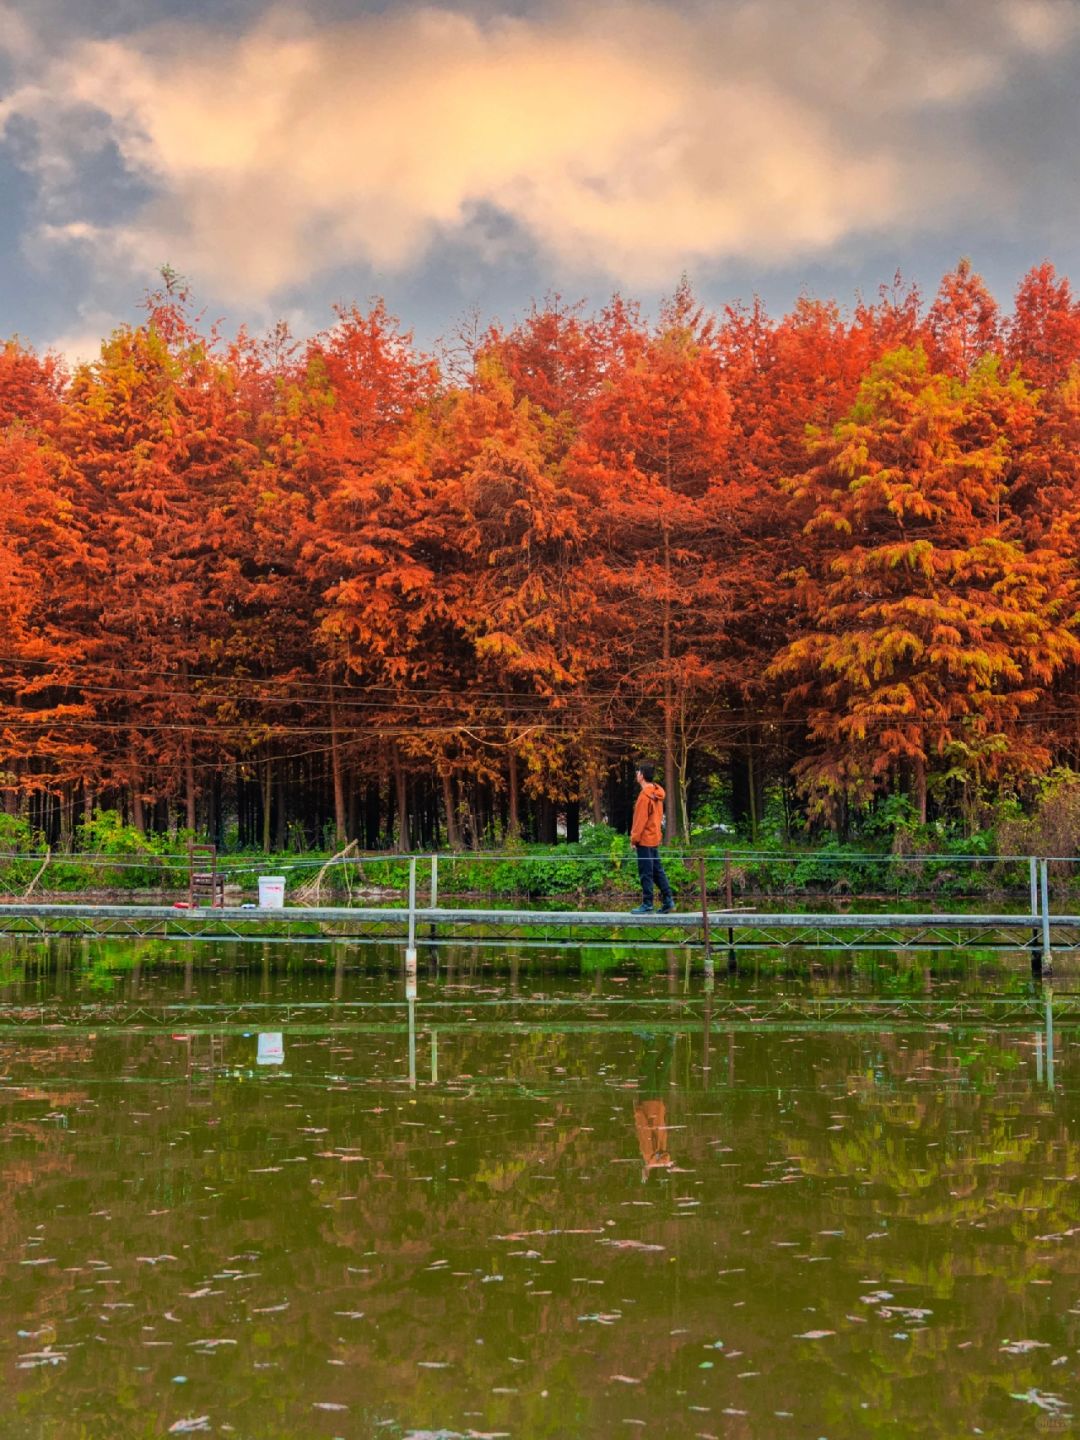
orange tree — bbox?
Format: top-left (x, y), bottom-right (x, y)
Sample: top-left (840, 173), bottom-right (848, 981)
top-left (769, 345), bottom-right (1079, 828)
top-left (0, 341), bottom-right (97, 831)
top-left (568, 285), bottom-right (733, 838)
top-left (57, 288), bottom-right (252, 830)
top-left (316, 350), bottom-right (603, 846)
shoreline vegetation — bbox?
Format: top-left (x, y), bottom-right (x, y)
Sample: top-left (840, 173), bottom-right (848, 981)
top-left (1, 813), bottom-right (1077, 908)
top-left (3, 263), bottom-right (1080, 858)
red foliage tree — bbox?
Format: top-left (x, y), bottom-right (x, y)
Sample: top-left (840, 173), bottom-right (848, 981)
top-left (771, 346), bottom-right (1078, 824)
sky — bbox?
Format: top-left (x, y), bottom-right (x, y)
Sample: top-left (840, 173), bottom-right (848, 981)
top-left (1, 0), bottom-right (1079, 362)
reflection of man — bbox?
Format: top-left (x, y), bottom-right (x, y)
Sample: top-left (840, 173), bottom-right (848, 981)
top-left (634, 1033), bottom-right (675, 1181)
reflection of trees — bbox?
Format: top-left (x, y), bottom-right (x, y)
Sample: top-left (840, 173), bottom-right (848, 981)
top-left (1, 956), bottom-right (1078, 1436)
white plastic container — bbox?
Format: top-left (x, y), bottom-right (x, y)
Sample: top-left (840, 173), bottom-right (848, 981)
top-left (258, 875), bottom-right (286, 909)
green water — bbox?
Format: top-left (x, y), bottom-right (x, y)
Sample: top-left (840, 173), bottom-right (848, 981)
top-left (0, 941), bottom-right (1077, 1438)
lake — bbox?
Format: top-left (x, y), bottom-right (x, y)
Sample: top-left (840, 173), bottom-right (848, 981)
top-left (0, 939), bottom-right (1077, 1438)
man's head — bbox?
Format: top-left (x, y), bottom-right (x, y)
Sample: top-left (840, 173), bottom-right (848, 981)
top-left (636, 761), bottom-right (655, 784)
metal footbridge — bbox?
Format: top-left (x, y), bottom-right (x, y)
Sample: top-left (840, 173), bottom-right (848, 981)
top-left (0, 901), bottom-right (1075, 962)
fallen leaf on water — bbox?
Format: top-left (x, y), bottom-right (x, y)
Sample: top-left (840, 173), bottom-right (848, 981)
top-left (17, 1349), bottom-right (66, 1369)
top-left (1009, 1388), bottom-right (1069, 1413)
top-left (598, 1239), bottom-right (665, 1253)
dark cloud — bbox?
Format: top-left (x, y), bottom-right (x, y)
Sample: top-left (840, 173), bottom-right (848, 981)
top-left (1, 0), bottom-right (1079, 356)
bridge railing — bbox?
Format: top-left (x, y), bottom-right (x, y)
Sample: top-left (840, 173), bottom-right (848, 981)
top-left (2, 846), bottom-right (1079, 914)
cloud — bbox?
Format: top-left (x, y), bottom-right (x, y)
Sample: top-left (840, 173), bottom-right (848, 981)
top-left (2, 0), bottom-right (1078, 304)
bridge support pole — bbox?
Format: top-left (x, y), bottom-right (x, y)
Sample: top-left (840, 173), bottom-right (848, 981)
top-left (1030, 856), bottom-right (1040, 973)
top-left (429, 854), bottom-right (438, 946)
top-left (1045, 986), bottom-right (1055, 1092)
top-left (406, 856), bottom-right (418, 966)
top-left (698, 856), bottom-right (712, 970)
top-left (1040, 858), bottom-right (1052, 974)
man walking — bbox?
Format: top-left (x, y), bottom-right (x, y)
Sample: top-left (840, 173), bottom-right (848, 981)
top-left (629, 762), bottom-right (675, 914)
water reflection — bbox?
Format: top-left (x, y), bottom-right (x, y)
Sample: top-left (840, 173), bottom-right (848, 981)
top-left (256, 1032), bottom-right (284, 1066)
top-left (633, 1032), bottom-right (675, 1180)
top-left (0, 942), bottom-right (1077, 1437)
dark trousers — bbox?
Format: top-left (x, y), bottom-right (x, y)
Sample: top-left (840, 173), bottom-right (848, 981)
top-left (635, 845), bottom-right (672, 907)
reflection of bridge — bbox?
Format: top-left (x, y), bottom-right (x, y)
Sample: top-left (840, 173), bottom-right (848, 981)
top-left (0, 902), bottom-right (1077, 962)
top-left (0, 990), bottom-right (1064, 1091)
top-left (0, 993), bottom-right (1073, 1030)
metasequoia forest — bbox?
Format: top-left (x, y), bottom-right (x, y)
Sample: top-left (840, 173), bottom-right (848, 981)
top-left (3, 260), bottom-right (1080, 853)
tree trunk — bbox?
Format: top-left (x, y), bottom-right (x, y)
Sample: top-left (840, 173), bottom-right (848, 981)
top-left (329, 686), bottom-right (347, 846)
top-left (441, 771), bottom-right (461, 849)
top-left (507, 747), bottom-right (521, 838)
top-left (274, 771), bottom-right (287, 850)
top-left (675, 714), bottom-right (692, 841)
top-left (184, 731), bottom-right (196, 833)
top-left (590, 773), bottom-right (604, 826)
top-left (363, 780), bottom-right (380, 849)
top-left (662, 523), bottom-right (680, 839)
top-left (59, 784), bottom-right (73, 852)
top-left (392, 743), bottom-right (410, 852)
top-left (537, 796), bottom-right (557, 844)
top-left (914, 755), bottom-right (928, 826)
top-left (179, 661), bottom-right (197, 833)
top-left (262, 756), bottom-right (272, 853)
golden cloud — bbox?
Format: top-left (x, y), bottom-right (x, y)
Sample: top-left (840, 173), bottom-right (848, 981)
top-left (4, 0), bottom-right (1076, 300)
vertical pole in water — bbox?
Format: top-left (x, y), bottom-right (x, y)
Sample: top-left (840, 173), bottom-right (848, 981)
top-left (1030, 856), bottom-right (1040, 971)
top-left (1040, 858), bottom-right (1052, 972)
top-left (405, 958), bottom-right (418, 1088)
top-left (723, 851), bottom-right (736, 971)
top-left (431, 1028), bottom-right (438, 1084)
top-left (406, 855), bottom-right (417, 965)
top-left (698, 855), bottom-right (712, 972)
top-left (1045, 986), bottom-right (1055, 1092)
top-left (1029, 855), bottom-right (1039, 917)
top-left (429, 854), bottom-right (438, 945)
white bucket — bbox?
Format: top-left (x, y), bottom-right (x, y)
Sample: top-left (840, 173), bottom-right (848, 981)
top-left (258, 875), bottom-right (286, 909)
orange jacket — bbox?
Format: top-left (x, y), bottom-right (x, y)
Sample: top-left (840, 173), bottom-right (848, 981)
top-left (630, 782), bottom-right (666, 846)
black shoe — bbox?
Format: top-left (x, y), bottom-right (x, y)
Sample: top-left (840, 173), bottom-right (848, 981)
top-left (630, 903), bottom-right (654, 914)
top-left (659, 899), bottom-right (675, 914)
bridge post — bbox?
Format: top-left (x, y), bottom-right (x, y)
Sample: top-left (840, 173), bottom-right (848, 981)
top-left (698, 856), bottom-right (712, 968)
top-left (406, 856), bottom-right (418, 965)
top-left (407, 995), bottom-right (417, 1089)
top-left (1045, 987), bottom-right (1055, 1092)
top-left (1029, 856), bottom-right (1040, 971)
top-left (429, 854), bottom-right (438, 945)
top-left (1040, 858), bottom-right (1052, 973)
